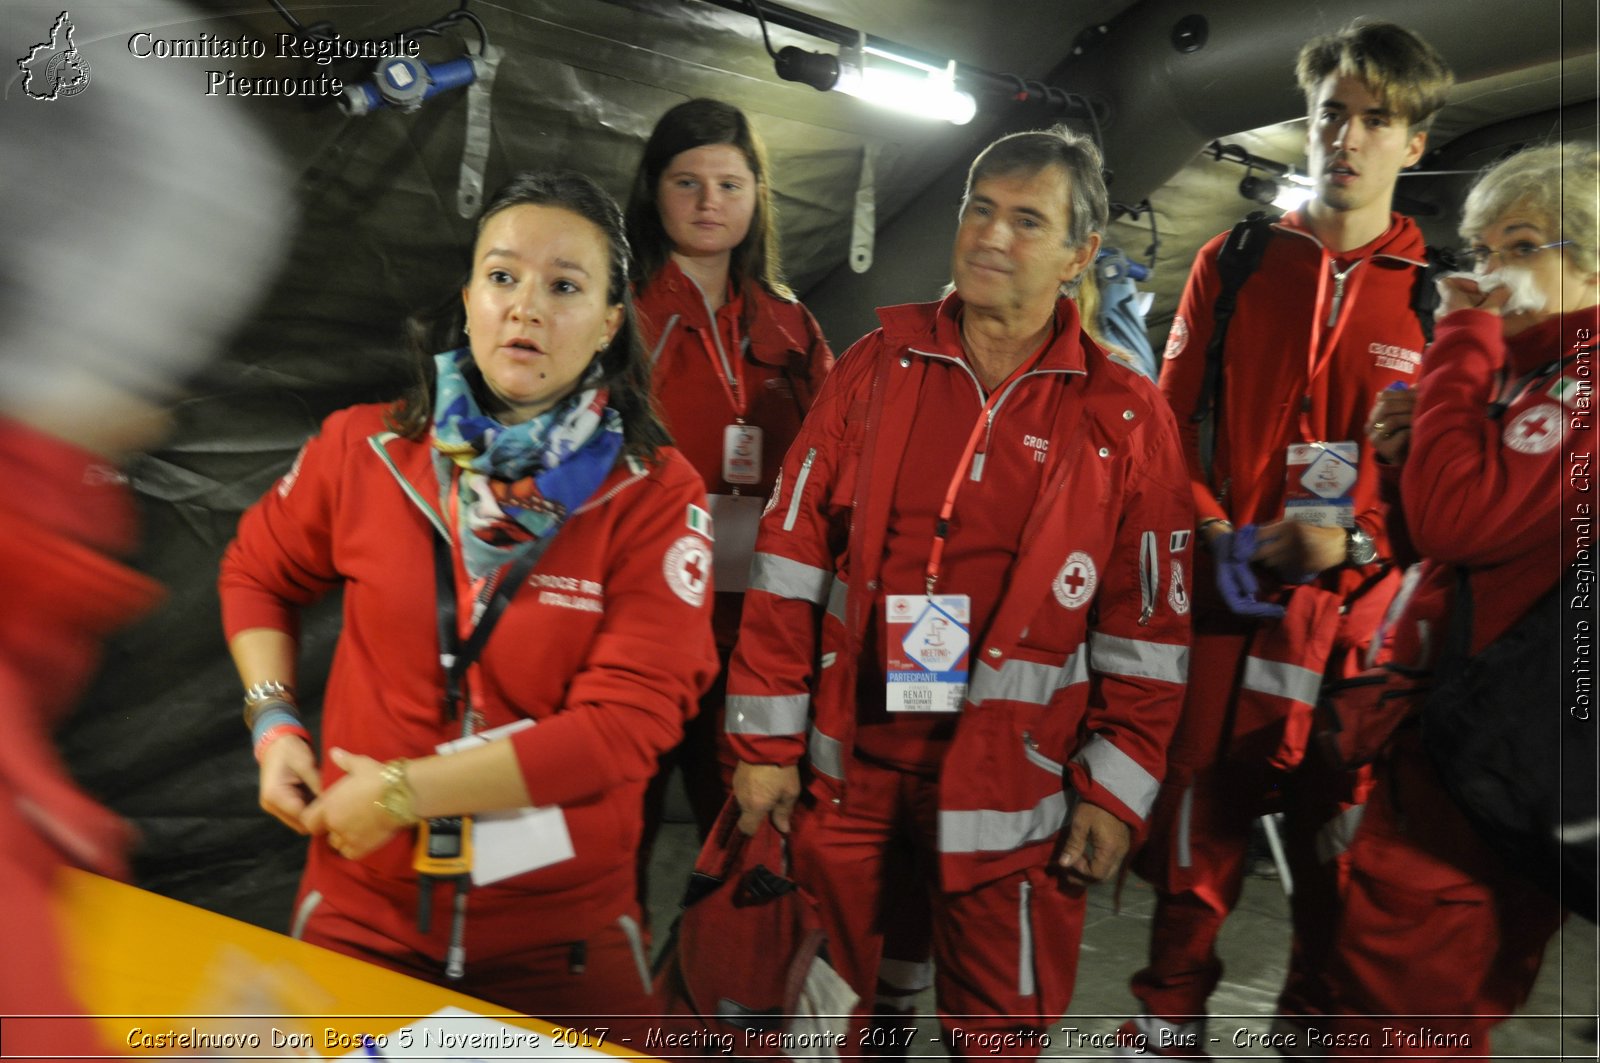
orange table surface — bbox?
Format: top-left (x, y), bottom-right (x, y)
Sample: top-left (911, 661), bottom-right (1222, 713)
top-left (41, 868), bottom-right (650, 1059)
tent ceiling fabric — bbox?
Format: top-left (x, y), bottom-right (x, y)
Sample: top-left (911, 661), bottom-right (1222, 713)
top-left (31, 0), bottom-right (1597, 928)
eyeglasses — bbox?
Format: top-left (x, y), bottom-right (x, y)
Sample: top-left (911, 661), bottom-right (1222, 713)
top-left (1459, 239), bottom-right (1571, 272)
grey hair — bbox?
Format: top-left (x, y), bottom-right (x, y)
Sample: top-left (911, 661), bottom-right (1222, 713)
top-left (1461, 142), bottom-right (1600, 277)
top-left (962, 125), bottom-right (1108, 251)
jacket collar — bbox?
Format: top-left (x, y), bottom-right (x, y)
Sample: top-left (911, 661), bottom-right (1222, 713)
top-left (876, 291), bottom-right (1092, 374)
top-left (366, 428), bottom-right (648, 543)
top-left (638, 259), bottom-right (803, 368)
top-left (1278, 208), bottom-right (1427, 264)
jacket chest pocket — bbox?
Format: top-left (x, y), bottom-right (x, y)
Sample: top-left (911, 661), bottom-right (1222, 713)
top-left (823, 398), bottom-right (872, 512)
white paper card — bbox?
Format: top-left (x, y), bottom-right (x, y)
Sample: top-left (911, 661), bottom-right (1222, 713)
top-left (708, 493), bottom-right (765, 593)
top-left (435, 721), bottom-right (574, 886)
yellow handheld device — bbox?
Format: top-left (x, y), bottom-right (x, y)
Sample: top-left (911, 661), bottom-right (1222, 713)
top-left (413, 815), bottom-right (474, 878)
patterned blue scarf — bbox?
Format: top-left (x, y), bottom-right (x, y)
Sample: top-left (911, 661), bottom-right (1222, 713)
top-left (430, 348), bottom-right (624, 581)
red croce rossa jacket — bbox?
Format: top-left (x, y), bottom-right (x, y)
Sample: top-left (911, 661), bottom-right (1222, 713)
top-left (220, 404), bottom-right (717, 958)
top-left (1394, 306), bottom-right (1598, 655)
top-left (1158, 211), bottom-right (1434, 768)
top-left (725, 294), bottom-right (1194, 892)
top-left (638, 259), bottom-right (833, 499)
top-left (637, 262), bottom-right (835, 648)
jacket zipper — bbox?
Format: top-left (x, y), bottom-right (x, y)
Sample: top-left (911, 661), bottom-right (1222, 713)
top-left (1021, 731), bottom-right (1065, 774)
top-left (1326, 259), bottom-right (1362, 328)
top-left (689, 282), bottom-right (743, 411)
top-left (1271, 224), bottom-right (1426, 328)
top-left (784, 447), bottom-right (817, 531)
top-left (908, 348), bottom-right (1083, 484)
top-left (1138, 529), bottom-right (1158, 625)
top-left (572, 463), bottom-right (649, 516)
top-left (647, 313), bottom-right (680, 367)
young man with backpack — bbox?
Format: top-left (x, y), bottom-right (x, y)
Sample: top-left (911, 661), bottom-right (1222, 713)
top-left (1120, 21), bottom-right (1455, 1058)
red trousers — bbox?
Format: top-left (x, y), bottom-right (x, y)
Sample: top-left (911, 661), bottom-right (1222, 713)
top-left (1324, 734), bottom-right (1564, 1057)
top-left (791, 756), bottom-right (1086, 1060)
top-left (1130, 630), bottom-right (1369, 1029)
top-left (295, 888), bottom-right (659, 1041)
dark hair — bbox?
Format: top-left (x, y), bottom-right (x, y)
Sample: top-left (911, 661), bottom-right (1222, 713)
top-left (1296, 21), bottom-right (1453, 132)
top-left (389, 171), bottom-right (670, 458)
top-left (963, 125), bottom-right (1109, 252)
top-left (623, 98), bottom-right (791, 298)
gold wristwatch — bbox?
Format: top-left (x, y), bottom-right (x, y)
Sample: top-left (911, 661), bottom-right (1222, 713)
top-left (376, 759), bottom-right (421, 826)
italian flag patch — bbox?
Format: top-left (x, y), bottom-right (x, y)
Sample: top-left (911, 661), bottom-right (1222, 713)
top-left (1549, 375), bottom-right (1583, 408)
top-left (687, 503), bottom-right (714, 540)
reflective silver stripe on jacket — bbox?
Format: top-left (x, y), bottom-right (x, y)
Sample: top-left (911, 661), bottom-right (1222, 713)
top-left (1241, 655), bottom-right (1323, 707)
top-left (939, 790), bottom-right (1070, 854)
top-left (290, 890), bottom-right (322, 941)
top-left (1314, 803), bottom-right (1366, 864)
top-left (1017, 879), bottom-right (1035, 998)
top-left (809, 724), bottom-right (844, 779)
top-left (877, 957), bottom-right (934, 994)
top-left (1072, 735), bottom-right (1160, 820)
top-left (1089, 632), bottom-right (1190, 684)
top-left (748, 552), bottom-right (831, 605)
top-left (783, 448), bottom-right (817, 531)
top-left (616, 913), bottom-right (652, 994)
top-left (969, 648), bottom-right (1089, 706)
top-left (1176, 783), bottom-right (1195, 869)
top-left (825, 576), bottom-right (847, 625)
top-left (726, 693), bottom-right (809, 735)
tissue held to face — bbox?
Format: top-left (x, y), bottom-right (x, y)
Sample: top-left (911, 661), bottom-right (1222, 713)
top-left (1439, 211), bottom-right (1596, 335)
top-left (1438, 264), bottom-right (1548, 315)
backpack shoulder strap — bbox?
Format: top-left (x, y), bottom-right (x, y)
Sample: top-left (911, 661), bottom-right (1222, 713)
top-left (1409, 245), bottom-right (1457, 346)
top-left (1194, 211), bottom-right (1274, 486)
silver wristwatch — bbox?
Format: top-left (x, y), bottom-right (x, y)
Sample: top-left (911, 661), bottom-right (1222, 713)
top-left (1345, 526), bottom-right (1377, 567)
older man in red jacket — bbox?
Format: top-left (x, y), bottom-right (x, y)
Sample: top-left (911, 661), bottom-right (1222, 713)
top-left (725, 126), bottom-right (1193, 1057)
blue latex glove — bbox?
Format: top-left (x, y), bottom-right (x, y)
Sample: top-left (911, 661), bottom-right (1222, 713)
top-left (1212, 523), bottom-right (1286, 619)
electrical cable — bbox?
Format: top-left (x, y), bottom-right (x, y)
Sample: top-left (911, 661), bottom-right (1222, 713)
top-left (268, 0), bottom-right (305, 33)
top-left (743, 0), bottom-right (780, 60)
top-left (1138, 199), bottom-right (1159, 270)
top-left (267, 0), bottom-right (487, 56)
top-left (1110, 198), bottom-right (1160, 271)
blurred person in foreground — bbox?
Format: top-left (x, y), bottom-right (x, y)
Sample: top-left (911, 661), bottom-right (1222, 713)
top-left (1323, 142), bottom-right (1597, 1054)
top-left (725, 126), bottom-right (1193, 1055)
top-left (0, 1), bottom-right (286, 1055)
top-left (218, 171), bottom-right (716, 1033)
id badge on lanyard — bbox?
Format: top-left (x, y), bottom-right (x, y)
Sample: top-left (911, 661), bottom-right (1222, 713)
top-left (885, 594), bottom-right (971, 713)
top-left (1283, 441), bottom-right (1358, 527)
top-left (722, 423), bottom-right (763, 485)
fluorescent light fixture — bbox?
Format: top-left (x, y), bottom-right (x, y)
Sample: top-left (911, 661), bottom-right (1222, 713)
top-left (835, 40), bottom-right (977, 125)
top-left (1273, 173), bottom-right (1314, 212)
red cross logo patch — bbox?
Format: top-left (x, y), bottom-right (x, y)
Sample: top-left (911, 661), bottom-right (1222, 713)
top-left (1052, 551), bottom-right (1098, 610)
top-left (663, 535), bottom-right (712, 607)
top-left (1164, 315), bottom-right (1190, 361)
top-left (1504, 402), bottom-right (1564, 456)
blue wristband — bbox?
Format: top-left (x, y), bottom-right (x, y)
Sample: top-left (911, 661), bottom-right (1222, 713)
top-left (250, 704), bottom-right (305, 747)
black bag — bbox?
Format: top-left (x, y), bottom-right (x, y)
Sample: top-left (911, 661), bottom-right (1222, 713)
top-left (1421, 561), bottom-right (1598, 922)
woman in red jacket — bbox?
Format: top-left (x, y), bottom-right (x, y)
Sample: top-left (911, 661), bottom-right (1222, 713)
top-left (623, 99), bottom-right (834, 843)
top-left (219, 171), bottom-right (717, 1030)
top-left (1326, 142), bottom-right (1598, 1055)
